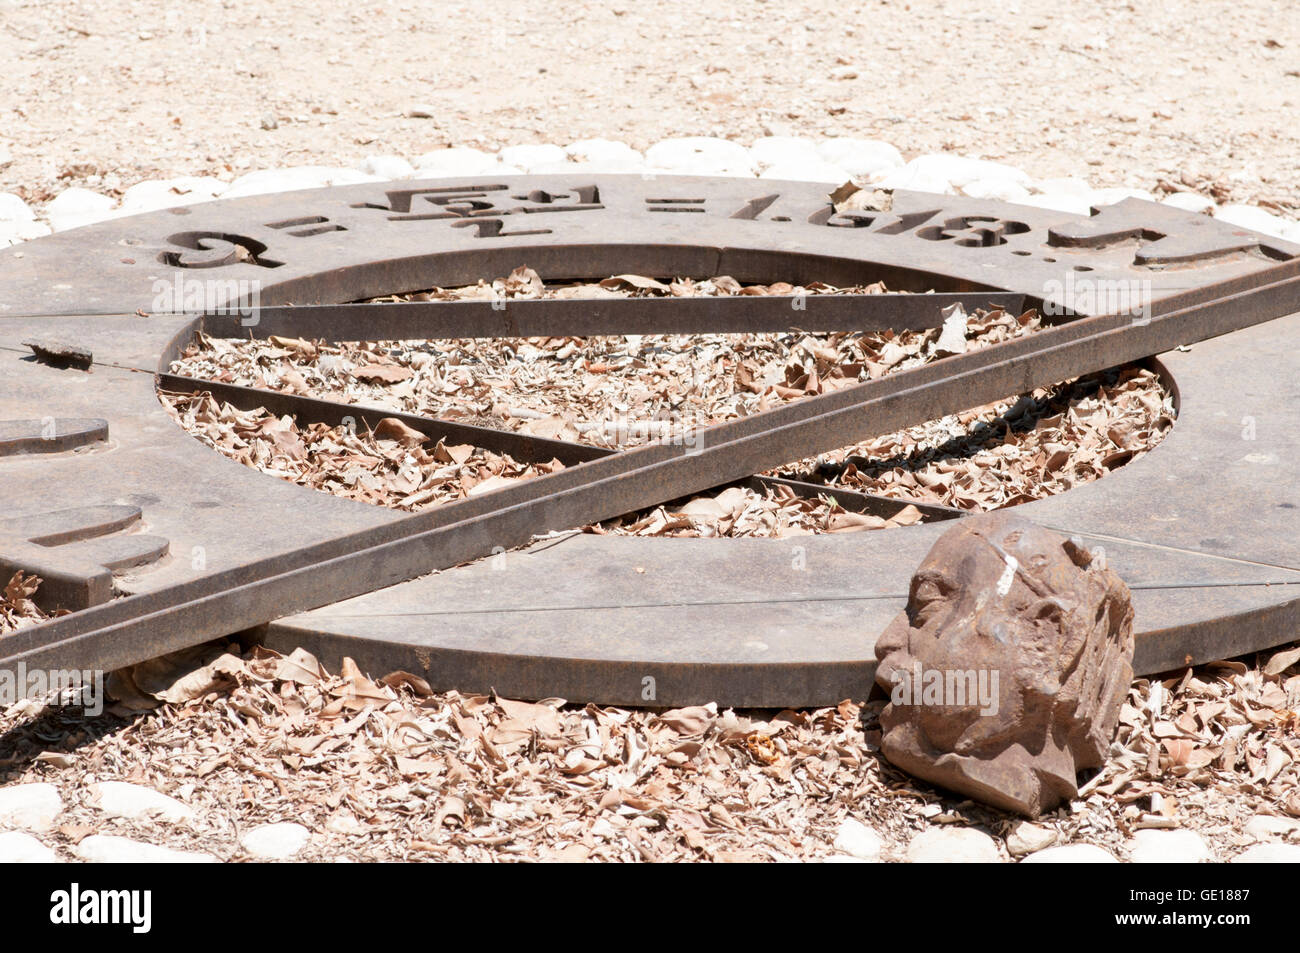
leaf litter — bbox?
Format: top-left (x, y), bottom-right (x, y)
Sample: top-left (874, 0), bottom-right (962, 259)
top-left (1, 640), bottom-right (1297, 862)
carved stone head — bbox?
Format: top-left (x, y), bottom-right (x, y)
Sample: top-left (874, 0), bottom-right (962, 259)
top-left (874, 511), bottom-right (1134, 816)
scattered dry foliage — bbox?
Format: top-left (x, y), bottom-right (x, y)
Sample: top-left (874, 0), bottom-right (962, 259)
top-left (1, 641), bottom-right (1297, 862)
top-left (0, 572), bottom-right (50, 635)
top-left (162, 269), bottom-right (1175, 539)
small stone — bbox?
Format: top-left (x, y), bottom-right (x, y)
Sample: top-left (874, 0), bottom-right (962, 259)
top-left (816, 138), bottom-right (904, 179)
top-left (1231, 843), bottom-right (1300, 864)
top-left (1245, 815), bottom-right (1300, 841)
top-left (960, 177), bottom-right (1032, 202)
top-left (405, 106), bottom-right (437, 119)
top-left (356, 154), bottom-right (415, 179)
top-left (877, 154), bottom-right (1030, 194)
top-left (759, 159), bottom-right (853, 184)
top-left (1018, 192), bottom-right (1095, 216)
top-left (223, 166), bottom-right (385, 199)
top-left (1089, 186), bottom-right (1155, 206)
top-left (1214, 204), bottom-right (1297, 242)
top-left (530, 158), bottom-right (645, 175)
top-left (906, 827), bottom-right (1002, 863)
top-left (823, 853), bottom-right (872, 863)
top-left (118, 177), bottom-right (229, 215)
top-left (411, 147), bottom-right (500, 178)
top-left (0, 220), bottom-right (52, 247)
top-left (241, 822), bottom-right (310, 859)
top-left (872, 166), bottom-right (952, 194)
top-left (1033, 177), bottom-right (1094, 198)
top-left (1006, 821), bottom-right (1058, 857)
top-left (751, 136), bottom-right (821, 171)
top-left (0, 830), bottom-right (58, 863)
top-left (498, 144), bottom-right (567, 171)
top-left (1161, 191), bottom-right (1217, 214)
top-left (1021, 844), bottom-right (1118, 863)
top-left (73, 834), bottom-right (216, 864)
top-left (645, 137), bottom-right (756, 176)
top-left (832, 817), bottom-right (884, 861)
top-left (0, 783), bottom-right (63, 831)
top-left (88, 781), bottom-right (196, 822)
top-left (0, 192), bottom-right (36, 224)
top-left (46, 187), bottom-right (117, 232)
top-left (260, 114), bottom-right (279, 130)
top-left (0, 145), bottom-right (11, 167)
top-left (565, 138), bottom-right (642, 164)
top-left (1128, 829), bottom-right (1212, 864)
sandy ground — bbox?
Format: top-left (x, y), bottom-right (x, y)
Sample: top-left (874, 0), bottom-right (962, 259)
top-left (1, 0), bottom-right (1298, 208)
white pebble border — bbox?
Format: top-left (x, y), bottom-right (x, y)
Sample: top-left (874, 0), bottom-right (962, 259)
top-left (4, 137), bottom-right (1299, 246)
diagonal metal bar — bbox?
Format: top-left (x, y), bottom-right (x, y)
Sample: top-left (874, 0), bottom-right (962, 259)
top-left (158, 374), bottom-right (609, 466)
top-left (3, 260), bottom-right (1297, 676)
top-left (192, 291), bottom-right (1030, 341)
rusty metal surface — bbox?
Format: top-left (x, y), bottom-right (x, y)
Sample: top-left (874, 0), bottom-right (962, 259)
top-left (1, 174), bottom-right (1298, 706)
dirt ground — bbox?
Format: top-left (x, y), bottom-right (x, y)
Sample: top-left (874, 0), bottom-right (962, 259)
top-left (2, 0), bottom-right (1298, 207)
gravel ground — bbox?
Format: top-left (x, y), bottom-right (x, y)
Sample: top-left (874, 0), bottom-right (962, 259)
top-left (1, 0), bottom-right (1298, 208)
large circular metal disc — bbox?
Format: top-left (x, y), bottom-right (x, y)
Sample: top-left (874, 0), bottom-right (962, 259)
top-left (2, 174), bottom-right (1297, 706)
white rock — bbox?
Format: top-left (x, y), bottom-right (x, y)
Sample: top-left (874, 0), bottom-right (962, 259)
top-left (1161, 191), bottom-right (1216, 214)
top-left (872, 163), bottom-right (954, 195)
top-left (118, 176), bottom-right (229, 215)
top-left (0, 192), bottom-right (36, 224)
top-left (527, 158), bottom-right (646, 175)
top-left (645, 137), bottom-right (756, 176)
top-left (74, 834), bottom-right (216, 864)
top-left (1032, 177), bottom-right (1094, 198)
top-left (1089, 186), bottom-right (1155, 206)
top-left (960, 178), bottom-right (1032, 202)
top-left (760, 159), bottom-right (852, 184)
top-left (1020, 844), bottom-right (1118, 863)
top-left (1128, 829), bottom-right (1212, 863)
top-left (823, 853), bottom-right (872, 863)
top-left (1214, 204), bottom-right (1297, 241)
top-left (566, 138), bottom-right (642, 164)
top-left (1017, 192), bottom-right (1095, 216)
top-left (0, 783), bottom-right (62, 831)
top-left (241, 822), bottom-right (310, 860)
top-left (1006, 821), bottom-right (1058, 857)
top-left (832, 817), bottom-right (884, 861)
top-left (46, 187), bottom-right (117, 232)
top-left (223, 166), bottom-right (385, 199)
top-left (88, 781), bottom-right (196, 822)
top-left (1244, 815), bottom-right (1300, 841)
top-left (751, 136), bottom-right (821, 171)
top-left (412, 147), bottom-right (501, 178)
top-left (906, 827), bottom-right (1002, 863)
top-left (498, 144), bottom-right (567, 171)
top-left (876, 154), bottom-right (1030, 195)
top-left (816, 138), bottom-right (905, 178)
top-left (0, 220), bottom-right (52, 246)
top-left (1231, 843), bottom-right (1300, 863)
top-left (356, 154), bottom-right (414, 179)
top-left (0, 830), bottom-right (58, 863)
